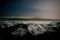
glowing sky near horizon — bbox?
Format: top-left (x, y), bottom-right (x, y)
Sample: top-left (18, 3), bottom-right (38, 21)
top-left (1, 0), bottom-right (60, 19)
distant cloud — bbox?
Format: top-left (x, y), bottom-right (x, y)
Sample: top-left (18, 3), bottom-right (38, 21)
top-left (1, 0), bottom-right (59, 19)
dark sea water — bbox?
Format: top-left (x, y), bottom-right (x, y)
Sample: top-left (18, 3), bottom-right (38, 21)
top-left (0, 19), bottom-right (60, 40)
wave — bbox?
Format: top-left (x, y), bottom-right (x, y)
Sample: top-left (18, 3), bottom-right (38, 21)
top-left (0, 21), bottom-right (60, 40)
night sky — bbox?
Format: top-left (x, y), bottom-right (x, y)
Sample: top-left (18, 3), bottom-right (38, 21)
top-left (1, 0), bottom-right (60, 19)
